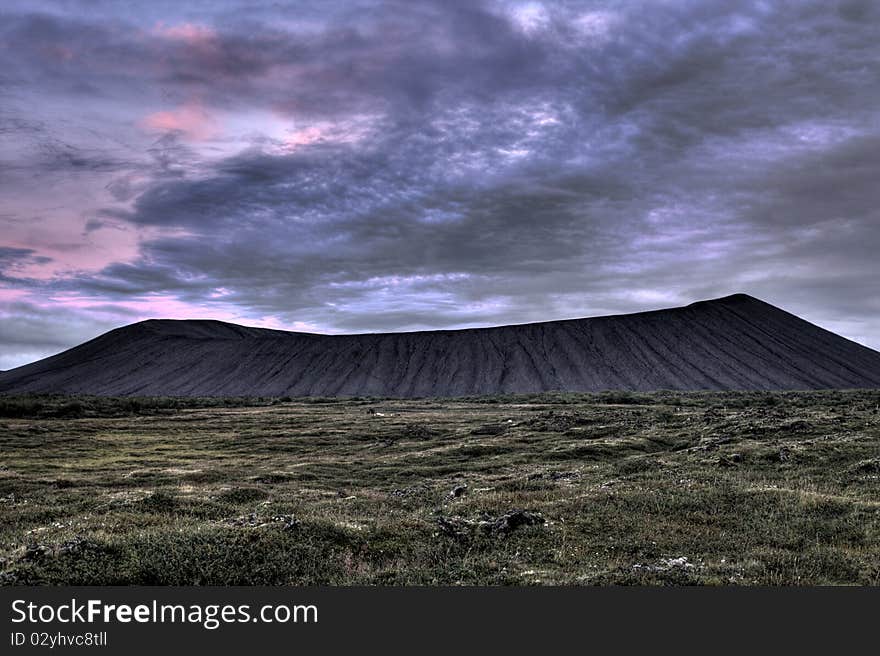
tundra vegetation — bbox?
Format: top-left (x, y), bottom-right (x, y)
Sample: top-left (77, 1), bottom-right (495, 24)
top-left (0, 390), bottom-right (878, 585)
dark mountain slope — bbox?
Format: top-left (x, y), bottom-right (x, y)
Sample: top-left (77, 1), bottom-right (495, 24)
top-left (1, 294), bottom-right (879, 397)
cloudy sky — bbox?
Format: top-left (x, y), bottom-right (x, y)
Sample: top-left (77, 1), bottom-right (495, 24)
top-left (1, 0), bottom-right (878, 369)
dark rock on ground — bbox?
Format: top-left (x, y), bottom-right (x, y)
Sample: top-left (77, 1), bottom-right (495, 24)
top-left (471, 423), bottom-right (509, 436)
top-left (437, 509), bottom-right (545, 539)
top-left (850, 458), bottom-right (880, 474)
top-left (485, 510), bottom-right (545, 535)
top-left (436, 516), bottom-right (472, 539)
top-left (450, 484), bottom-right (468, 498)
top-left (59, 537), bottom-right (103, 555)
top-left (21, 544), bottom-right (50, 562)
top-left (390, 483), bottom-right (431, 498)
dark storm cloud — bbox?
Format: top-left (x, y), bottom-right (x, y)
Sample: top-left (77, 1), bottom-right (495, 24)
top-left (0, 247), bottom-right (51, 267)
top-left (2, 0), bottom-right (880, 367)
top-left (0, 2), bottom-right (550, 119)
top-left (0, 248), bottom-right (52, 283)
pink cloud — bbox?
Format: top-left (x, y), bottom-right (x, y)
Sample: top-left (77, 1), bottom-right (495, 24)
top-left (273, 116), bottom-right (377, 152)
top-left (0, 288), bottom-right (27, 303)
top-left (141, 101), bottom-right (218, 141)
top-left (40, 292), bottom-right (317, 333)
top-left (284, 125), bottom-right (328, 149)
top-left (41, 45), bottom-right (75, 62)
top-left (154, 22), bottom-right (217, 46)
top-left (0, 214), bottom-right (183, 283)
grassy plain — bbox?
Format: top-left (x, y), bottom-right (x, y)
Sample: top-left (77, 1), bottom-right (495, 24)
top-left (1, 390), bottom-right (878, 585)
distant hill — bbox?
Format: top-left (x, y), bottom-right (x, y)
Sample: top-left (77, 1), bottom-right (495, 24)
top-left (1, 294), bottom-right (879, 397)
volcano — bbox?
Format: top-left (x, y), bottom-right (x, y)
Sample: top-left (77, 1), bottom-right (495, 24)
top-left (1, 294), bottom-right (879, 397)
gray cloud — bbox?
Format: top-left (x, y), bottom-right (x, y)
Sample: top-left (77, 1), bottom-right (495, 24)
top-left (1, 0), bottom-right (880, 369)
top-left (0, 247), bottom-right (52, 283)
top-left (0, 300), bottom-right (129, 370)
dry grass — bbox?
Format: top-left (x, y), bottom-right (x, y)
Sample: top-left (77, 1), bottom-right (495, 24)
top-left (0, 390), bottom-right (878, 585)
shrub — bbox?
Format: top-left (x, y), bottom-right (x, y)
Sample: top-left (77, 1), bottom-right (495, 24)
top-left (216, 487), bottom-right (269, 504)
top-left (0, 398), bottom-right (44, 418)
top-left (137, 491), bottom-right (179, 513)
top-left (53, 401), bottom-right (85, 418)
